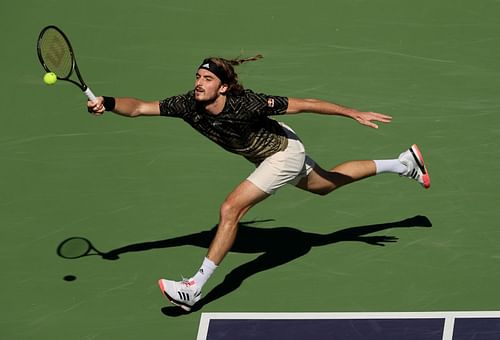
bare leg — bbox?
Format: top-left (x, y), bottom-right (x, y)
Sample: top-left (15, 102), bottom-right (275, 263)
top-left (158, 180), bottom-right (270, 310)
top-left (296, 160), bottom-right (376, 195)
top-left (207, 180), bottom-right (270, 265)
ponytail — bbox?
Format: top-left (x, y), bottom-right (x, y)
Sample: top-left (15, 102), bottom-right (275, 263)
top-left (202, 54), bottom-right (263, 95)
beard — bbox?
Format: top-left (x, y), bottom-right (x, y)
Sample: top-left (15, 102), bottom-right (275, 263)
top-left (194, 86), bottom-right (223, 104)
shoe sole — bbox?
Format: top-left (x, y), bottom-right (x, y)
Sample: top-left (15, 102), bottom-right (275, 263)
top-left (409, 144), bottom-right (430, 189)
top-left (158, 279), bottom-right (192, 312)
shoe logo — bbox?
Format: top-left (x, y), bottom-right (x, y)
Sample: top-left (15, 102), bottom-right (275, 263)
top-left (199, 269), bottom-right (204, 275)
top-left (177, 291), bottom-right (191, 301)
top-left (409, 169), bottom-right (419, 179)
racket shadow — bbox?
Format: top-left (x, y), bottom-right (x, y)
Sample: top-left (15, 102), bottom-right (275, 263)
top-left (57, 236), bottom-right (106, 259)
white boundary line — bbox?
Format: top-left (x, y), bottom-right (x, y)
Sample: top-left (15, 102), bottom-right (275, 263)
top-left (197, 311), bottom-right (500, 340)
top-left (442, 316), bottom-right (455, 340)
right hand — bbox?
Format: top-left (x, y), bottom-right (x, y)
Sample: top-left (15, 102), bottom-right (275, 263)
top-left (87, 96), bottom-right (105, 115)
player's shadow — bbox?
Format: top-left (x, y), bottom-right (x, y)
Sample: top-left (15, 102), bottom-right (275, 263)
top-left (95, 215), bottom-right (431, 315)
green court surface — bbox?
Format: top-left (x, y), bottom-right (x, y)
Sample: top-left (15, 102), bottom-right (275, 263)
top-left (1, 0), bottom-right (500, 338)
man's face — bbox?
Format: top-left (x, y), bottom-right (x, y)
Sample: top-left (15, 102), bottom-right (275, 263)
top-left (194, 68), bottom-right (227, 102)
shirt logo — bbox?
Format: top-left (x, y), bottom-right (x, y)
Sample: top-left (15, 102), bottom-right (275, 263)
top-left (267, 98), bottom-right (275, 108)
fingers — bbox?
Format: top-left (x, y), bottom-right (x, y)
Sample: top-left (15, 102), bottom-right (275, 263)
top-left (377, 114), bottom-right (392, 123)
top-left (365, 121), bottom-right (380, 129)
top-left (87, 97), bottom-right (105, 115)
top-left (357, 111), bottom-right (392, 129)
top-left (369, 111), bottom-right (393, 122)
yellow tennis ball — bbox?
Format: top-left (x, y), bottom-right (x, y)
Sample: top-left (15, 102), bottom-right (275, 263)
top-left (43, 72), bottom-right (57, 85)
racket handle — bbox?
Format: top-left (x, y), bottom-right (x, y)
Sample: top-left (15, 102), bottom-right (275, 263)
top-left (84, 87), bottom-right (97, 101)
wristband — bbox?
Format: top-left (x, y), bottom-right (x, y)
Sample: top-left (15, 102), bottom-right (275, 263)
top-left (103, 96), bottom-right (116, 111)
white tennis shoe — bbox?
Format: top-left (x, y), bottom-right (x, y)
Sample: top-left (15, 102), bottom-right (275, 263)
top-left (398, 144), bottom-right (431, 189)
top-left (158, 278), bottom-right (201, 311)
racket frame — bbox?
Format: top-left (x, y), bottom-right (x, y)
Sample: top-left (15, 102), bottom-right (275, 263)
top-left (37, 25), bottom-right (96, 101)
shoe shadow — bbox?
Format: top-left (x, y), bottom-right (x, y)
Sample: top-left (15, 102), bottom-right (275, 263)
top-left (56, 215), bottom-right (432, 315)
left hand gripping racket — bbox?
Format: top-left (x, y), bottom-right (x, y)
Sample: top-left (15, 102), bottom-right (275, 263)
top-left (37, 25), bottom-right (96, 101)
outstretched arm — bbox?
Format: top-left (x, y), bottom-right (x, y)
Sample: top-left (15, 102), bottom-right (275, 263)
top-left (87, 97), bottom-right (160, 117)
top-left (286, 97), bottom-right (392, 129)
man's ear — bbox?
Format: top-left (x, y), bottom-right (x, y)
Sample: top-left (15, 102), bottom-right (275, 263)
top-left (219, 83), bottom-right (229, 95)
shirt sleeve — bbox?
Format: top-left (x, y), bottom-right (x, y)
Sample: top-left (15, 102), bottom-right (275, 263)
top-left (248, 91), bottom-right (289, 116)
top-left (159, 91), bottom-right (195, 118)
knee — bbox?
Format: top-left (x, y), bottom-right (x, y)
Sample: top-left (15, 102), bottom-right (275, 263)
top-left (220, 198), bottom-right (241, 222)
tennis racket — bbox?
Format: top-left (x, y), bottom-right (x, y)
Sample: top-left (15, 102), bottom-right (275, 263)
top-left (37, 25), bottom-right (96, 101)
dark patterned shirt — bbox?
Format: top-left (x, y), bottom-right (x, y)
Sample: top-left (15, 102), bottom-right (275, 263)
top-left (159, 89), bottom-right (289, 164)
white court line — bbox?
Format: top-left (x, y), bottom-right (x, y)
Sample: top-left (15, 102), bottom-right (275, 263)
top-left (442, 316), bottom-right (455, 340)
top-left (197, 311), bottom-right (500, 340)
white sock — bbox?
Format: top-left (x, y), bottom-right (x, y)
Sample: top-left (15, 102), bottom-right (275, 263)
top-left (191, 257), bottom-right (217, 289)
top-left (374, 159), bottom-right (407, 175)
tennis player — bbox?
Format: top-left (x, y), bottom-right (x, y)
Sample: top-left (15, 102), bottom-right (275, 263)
top-left (87, 55), bottom-right (430, 311)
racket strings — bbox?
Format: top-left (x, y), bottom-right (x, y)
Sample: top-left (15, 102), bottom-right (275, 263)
top-left (39, 29), bottom-right (73, 78)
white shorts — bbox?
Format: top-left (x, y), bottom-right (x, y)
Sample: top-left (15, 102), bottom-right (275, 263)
top-left (247, 123), bottom-right (316, 194)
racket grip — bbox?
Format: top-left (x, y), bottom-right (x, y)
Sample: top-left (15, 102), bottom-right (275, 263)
top-left (84, 87), bottom-right (97, 102)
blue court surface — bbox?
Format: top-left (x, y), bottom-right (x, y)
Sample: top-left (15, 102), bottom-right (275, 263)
top-left (197, 312), bottom-right (500, 340)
